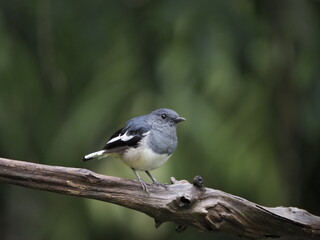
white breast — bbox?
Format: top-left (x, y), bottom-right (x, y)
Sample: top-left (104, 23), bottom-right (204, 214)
top-left (121, 136), bottom-right (171, 171)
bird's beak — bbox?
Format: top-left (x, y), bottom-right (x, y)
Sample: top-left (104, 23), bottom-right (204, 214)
top-left (175, 117), bottom-right (186, 123)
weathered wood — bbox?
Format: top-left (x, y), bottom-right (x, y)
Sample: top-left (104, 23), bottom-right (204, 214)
top-left (0, 157), bottom-right (319, 239)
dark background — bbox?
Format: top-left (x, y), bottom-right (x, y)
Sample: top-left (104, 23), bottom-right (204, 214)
top-left (0, 0), bottom-right (320, 239)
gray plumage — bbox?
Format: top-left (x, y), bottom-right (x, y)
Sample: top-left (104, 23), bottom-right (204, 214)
top-left (83, 108), bottom-right (185, 193)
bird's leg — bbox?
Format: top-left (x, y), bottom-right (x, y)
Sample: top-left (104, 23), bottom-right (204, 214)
top-left (145, 170), bottom-right (159, 184)
top-left (131, 168), bottom-right (149, 194)
top-left (145, 171), bottom-right (168, 189)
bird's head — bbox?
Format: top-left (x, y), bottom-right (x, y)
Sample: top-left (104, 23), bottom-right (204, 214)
top-left (151, 108), bottom-right (186, 126)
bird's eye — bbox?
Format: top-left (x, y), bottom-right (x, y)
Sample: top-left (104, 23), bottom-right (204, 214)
top-left (161, 114), bottom-right (167, 119)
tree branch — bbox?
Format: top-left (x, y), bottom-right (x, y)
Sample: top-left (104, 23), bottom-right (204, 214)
top-left (0, 157), bottom-right (319, 239)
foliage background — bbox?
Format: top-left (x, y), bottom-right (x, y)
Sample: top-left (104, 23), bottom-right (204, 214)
top-left (0, 0), bottom-right (319, 239)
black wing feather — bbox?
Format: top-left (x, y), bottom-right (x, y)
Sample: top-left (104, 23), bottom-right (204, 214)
top-left (103, 126), bottom-right (147, 152)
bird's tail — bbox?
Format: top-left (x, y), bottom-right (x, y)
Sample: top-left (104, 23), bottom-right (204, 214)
top-left (82, 150), bottom-right (108, 161)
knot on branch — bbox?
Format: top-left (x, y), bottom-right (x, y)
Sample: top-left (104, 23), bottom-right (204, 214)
top-left (167, 176), bottom-right (207, 211)
top-left (192, 175), bottom-right (206, 192)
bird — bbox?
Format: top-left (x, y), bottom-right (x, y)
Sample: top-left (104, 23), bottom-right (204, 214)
top-left (83, 108), bottom-right (185, 193)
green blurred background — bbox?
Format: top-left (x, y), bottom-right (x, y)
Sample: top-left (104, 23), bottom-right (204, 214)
top-left (0, 0), bottom-right (320, 239)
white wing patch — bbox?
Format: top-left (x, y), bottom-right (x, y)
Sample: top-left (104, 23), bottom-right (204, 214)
top-left (107, 131), bottom-right (134, 144)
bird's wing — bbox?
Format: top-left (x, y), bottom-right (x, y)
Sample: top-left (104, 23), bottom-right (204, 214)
top-left (103, 125), bottom-right (149, 153)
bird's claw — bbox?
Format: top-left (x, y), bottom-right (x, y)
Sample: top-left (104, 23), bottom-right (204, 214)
top-left (139, 180), bottom-right (150, 195)
top-left (153, 181), bottom-right (168, 189)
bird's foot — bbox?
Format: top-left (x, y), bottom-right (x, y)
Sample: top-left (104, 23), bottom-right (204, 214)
top-left (153, 181), bottom-right (168, 190)
top-left (145, 170), bottom-right (168, 190)
top-left (138, 179), bottom-right (150, 195)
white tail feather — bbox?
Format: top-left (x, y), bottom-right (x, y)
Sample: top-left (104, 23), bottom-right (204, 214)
top-left (84, 150), bottom-right (107, 160)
